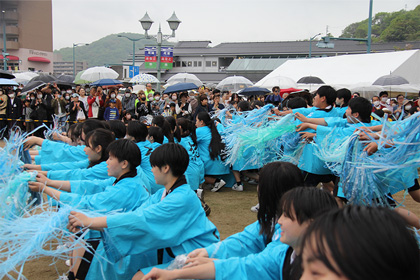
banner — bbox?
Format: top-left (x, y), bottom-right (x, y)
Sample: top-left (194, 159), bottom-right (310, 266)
top-left (160, 47), bottom-right (173, 69)
top-left (144, 47), bottom-right (157, 69)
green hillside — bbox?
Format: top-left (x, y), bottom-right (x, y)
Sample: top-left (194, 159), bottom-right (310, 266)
top-left (54, 33), bottom-right (159, 67)
top-left (340, 5), bottom-right (420, 42)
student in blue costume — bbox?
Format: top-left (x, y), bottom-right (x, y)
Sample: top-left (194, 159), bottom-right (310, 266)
top-left (26, 119), bottom-right (108, 165)
top-left (228, 101), bottom-right (261, 191)
top-left (68, 143), bottom-right (220, 280)
top-left (152, 115), bottom-right (173, 144)
top-left (300, 206), bottom-right (420, 280)
top-left (29, 139), bottom-right (150, 280)
top-left (142, 187), bottom-right (338, 280)
top-left (176, 118), bottom-right (205, 191)
top-left (334, 88), bottom-right (352, 117)
top-left (32, 129), bottom-right (115, 181)
top-left (126, 121), bottom-right (164, 194)
top-left (195, 112), bottom-right (230, 192)
top-left (277, 86), bottom-right (341, 190)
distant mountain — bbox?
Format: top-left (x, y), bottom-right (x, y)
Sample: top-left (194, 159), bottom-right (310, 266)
top-left (54, 33), bottom-right (160, 67)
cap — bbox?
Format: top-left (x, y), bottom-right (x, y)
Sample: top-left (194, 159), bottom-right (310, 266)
top-left (72, 93), bottom-right (80, 98)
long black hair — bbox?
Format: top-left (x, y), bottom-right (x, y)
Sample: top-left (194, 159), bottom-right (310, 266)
top-left (177, 117), bottom-right (197, 145)
top-left (197, 112), bottom-right (224, 160)
top-left (165, 116), bottom-right (181, 142)
top-left (301, 205), bottom-right (420, 280)
top-left (85, 128), bottom-right (115, 168)
top-left (152, 115), bottom-right (173, 142)
top-left (258, 162), bottom-right (304, 244)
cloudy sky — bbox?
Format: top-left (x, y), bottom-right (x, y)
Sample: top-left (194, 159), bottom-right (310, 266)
top-left (52, 0), bottom-right (418, 50)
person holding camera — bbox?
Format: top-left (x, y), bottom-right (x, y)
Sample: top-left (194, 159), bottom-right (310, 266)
top-left (7, 89), bottom-right (23, 131)
top-left (69, 93), bottom-right (87, 123)
top-left (30, 90), bottom-right (48, 137)
top-left (51, 90), bottom-right (68, 130)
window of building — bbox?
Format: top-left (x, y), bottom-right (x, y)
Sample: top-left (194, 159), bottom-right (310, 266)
top-left (124, 69), bottom-right (127, 78)
top-left (212, 61), bottom-right (217, 67)
top-left (175, 61), bottom-right (181, 67)
top-left (28, 67), bottom-right (35, 71)
top-left (198, 61), bottom-right (202, 67)
top-left (193, 61), bottom-right (197, 67)
top-left (206, 61), bottom-right (211, 67)
top-left (187, 61), bottom-right (192, 67)
top-left (182, 61), bottom-right (187, 67)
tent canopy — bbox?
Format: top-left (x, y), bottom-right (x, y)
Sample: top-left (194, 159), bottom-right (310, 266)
top-left (256, 50), bottom-right (420, 87)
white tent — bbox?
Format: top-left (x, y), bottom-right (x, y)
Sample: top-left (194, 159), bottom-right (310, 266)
top-left (256, 50), bottom-right (420, 88)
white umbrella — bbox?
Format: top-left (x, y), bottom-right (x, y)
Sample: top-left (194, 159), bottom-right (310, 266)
top-left (216, 76), bottom-right (253, 93)
top-left (255, 75), bottom-right (297, 90)
top-left (13, 72), bottom-right (39, 85)
top-left (80, 66), bottom-right (119, 82)
top-left (167, 73), bottom-right (202, 87)
top-left (130, 73), bottom-right (159, 84)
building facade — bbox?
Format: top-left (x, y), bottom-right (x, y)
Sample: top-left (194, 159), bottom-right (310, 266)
top-left (0, 0), bottom-right (53, 73)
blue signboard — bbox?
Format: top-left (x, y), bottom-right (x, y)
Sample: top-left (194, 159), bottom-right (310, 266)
top-left (129, 66), bottom-right (140, 78)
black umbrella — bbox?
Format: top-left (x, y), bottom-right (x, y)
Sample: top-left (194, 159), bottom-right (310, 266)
top-left (21, 80), bottom-right (46, 93)
top-left (28, 73), bottom-right (56, 83)
top-left (372, 74), bottom-right (409, 86)
top-left (237, 86), bottom-right (270, 96)
top-left (297, 76), bottom-right (325, 84)
top-left (0, 69), bottom-right (15, 79)
top-left (163, 83), bottom-right (199, 94)
top-left (56, 74), bottom-right (75, 88)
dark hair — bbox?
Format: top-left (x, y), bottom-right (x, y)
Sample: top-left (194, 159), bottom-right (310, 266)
top-left (153, 92), bottom-right (161, 97)
top-left (67, 123), bottom-right (77, 142)
top-left (71, 123), bottom-right (83, 143)
top-left (107, 139), bottom-right (141, 172)
top-left (107, 120), bottom-right (126, 139)
top-left (272, 86), bottom-right (280, 92)
top-left (237, 101), bottom-right (251, 112)
top-left (336, 88), bottom-right (352, 106)
top-left (81, 119), bottom-right (108, 137)
top-left (150, 143), bottom-right (189, 177)
top-left (179, 91), bottom-right (188, 99)
top-left (379, 91), bottom-right (388, 98)
top-left (177, 118), bottom-right (197, 145)
top-left (283, 96), bottom-right (307, 109)
top-left (197, 112), bottom-right (224, 160)
top-left (148, 126), bottom-right (164, 144)
top-left (396, 94), bottom-right (404, 99)
top-left (279, 187), bottom-right (338, 225)
top-left (258, 162), bottom-right (304, 243)
top-left (373, 109), bottom-right (385, 118)
top-left (85, 128), bottom-right (115, 167)
top-left (127, 121), bottom-right (148, 142)
top-left (316, 86), bottom-right (337, 106)
top-left (251, 100), bottom-right (264, 109)
top-left (199, 94), bottom-right (208, 104)
top-left (152, 115), bottom-right (173, 142)
top-left (301, 206), bottom-right (420, 280)
top-left (408, 106), bottom-right (418, 115)
top-left (165, 116), bottom-right (181, 142)
top-left (348, 97), bottom-right (372, 123)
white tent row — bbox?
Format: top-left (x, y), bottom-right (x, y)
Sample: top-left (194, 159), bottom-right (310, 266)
top-left (256, 49), bottom-right (420, 98)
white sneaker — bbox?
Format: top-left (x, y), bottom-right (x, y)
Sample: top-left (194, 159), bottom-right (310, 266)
top-left (251, 203), bottom-right (259, 213)
top-left (211, 179), bottom-right (226, 192)
top-left (232, 183), bottom-right (243, 191)
top-left (248, 179), bottom-right (258, 185)
top-left (196, 189), bottom-right (203, 199)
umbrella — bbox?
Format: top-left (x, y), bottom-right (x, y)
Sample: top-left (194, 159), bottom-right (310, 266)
top-left (0, 69), bottom-right (15, 79)
top-left (166, 73), bottom-right (202, 87)
top-left (56, 74), bottom-right (75, 88)
top-left (80, 66), bottom-right (119, 82)
top-left (372, 74), bottom-right (409, 86)
top-left (297, 76), bottom-right (325, 84)
top-left (74, 70), bottom-right (91, 84)
top-left (216, 76), bottom-right (253, 93)
top-left (13, 72), bottom-right (38, 85)
top-left (237, 87), bottom-right (270, 96)
top-left (163, 83), bottom-right (199, 94)
top-left (21, 81), bottom-right (46, 93)
top-left (130, 73), bottom-right (159, 84)
top-left (255, 75), bottom-right (297, 90)
top-left (0, 78), bottom-right (19, 86)
top-left (28, 73), bottom-right (56, 83)
top-left (90, 79), bottom-right (123, 87)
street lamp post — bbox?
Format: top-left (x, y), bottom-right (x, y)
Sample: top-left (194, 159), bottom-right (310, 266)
top-left (139, 12), bottom-right (181, 90)
top-left (2, 10), bottom-right (8, 71)
top-left (309, 33), bottom-right (321, 58)
top-left (117, 34), bottom-right (142, 67)
top-left (73, 43), bottom-right (89, 77)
